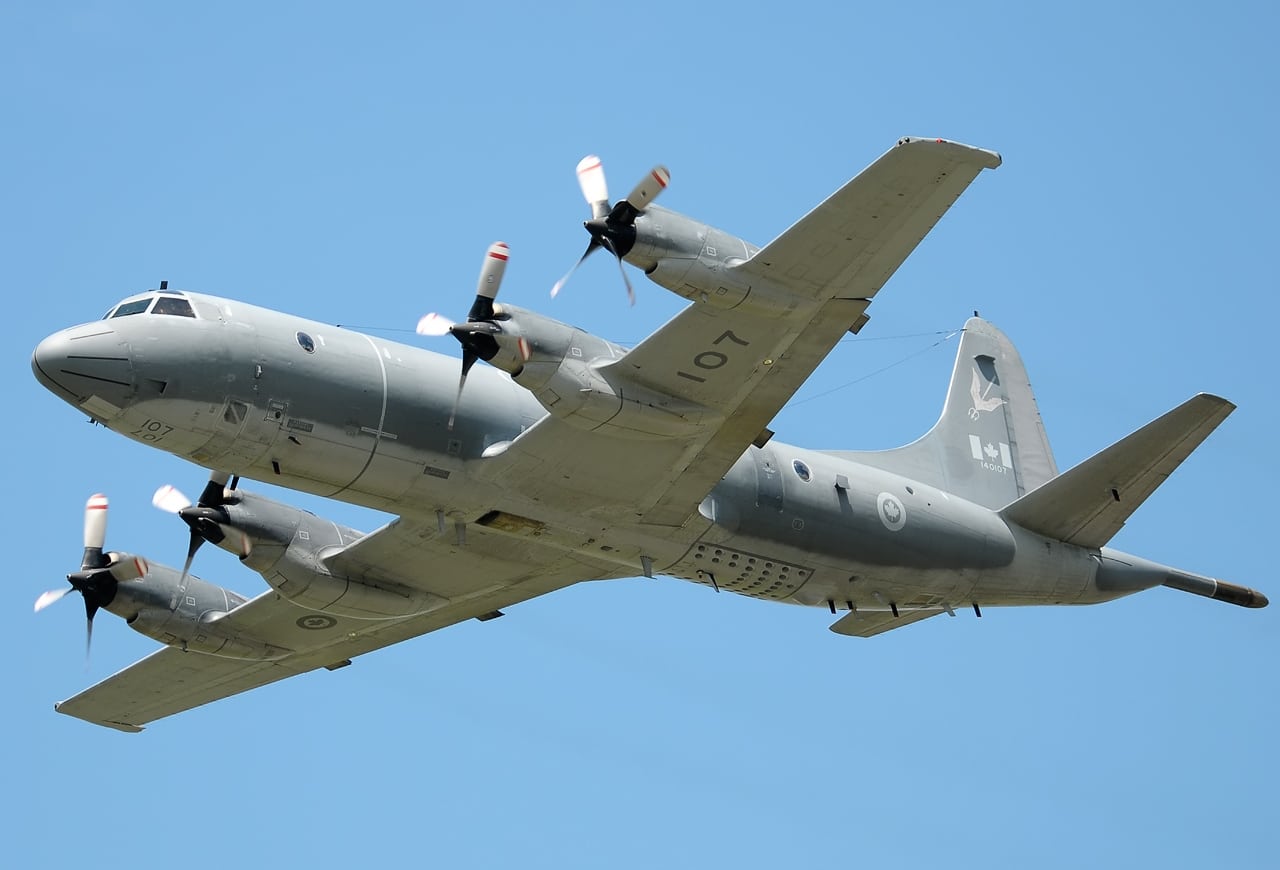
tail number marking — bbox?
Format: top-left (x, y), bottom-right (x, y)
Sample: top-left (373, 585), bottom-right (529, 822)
top-left (676, 330), bottom-right (751, 384)
top-left (130, 418), bottom-right (174, 442)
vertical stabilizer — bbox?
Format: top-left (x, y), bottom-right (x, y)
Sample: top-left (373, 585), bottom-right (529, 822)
top-left (829, 318), bottom-right (1057, 509)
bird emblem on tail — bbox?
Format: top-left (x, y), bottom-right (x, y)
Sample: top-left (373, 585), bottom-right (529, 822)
top-left (968, 367), bottom-right (1006, 419)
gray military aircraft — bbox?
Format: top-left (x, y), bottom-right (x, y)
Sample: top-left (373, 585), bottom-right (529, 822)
top-left (31, 137), bottom-right (1267, 732)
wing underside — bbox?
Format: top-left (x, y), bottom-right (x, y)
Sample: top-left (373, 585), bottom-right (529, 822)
top-left (54, 519), bottom-right (622, 731)
top-left (55, 138), bottom-right (1003, 728)
top-left (483, 138), bottom-right (1002, 529)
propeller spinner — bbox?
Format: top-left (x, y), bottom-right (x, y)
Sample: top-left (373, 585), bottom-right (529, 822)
top-left (551, 155), bottom-right (670, 305)
top-left (417, 242), bottom-right (530, 431)
top-left (33, 494), bottom-right (149, 660)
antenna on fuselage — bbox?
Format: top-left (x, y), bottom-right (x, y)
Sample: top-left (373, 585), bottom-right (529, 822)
top-left (160, 280), bottom-right (168, 290)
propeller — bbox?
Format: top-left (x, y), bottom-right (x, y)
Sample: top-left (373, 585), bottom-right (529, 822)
top-left (551, 155), bottom-right (670, 305)
top-left (416, 242), bottom-right (531, 431)
top-left (151, 471), bottom-right (242, 587)
top-left (33, 494), bottom-right (149, 661)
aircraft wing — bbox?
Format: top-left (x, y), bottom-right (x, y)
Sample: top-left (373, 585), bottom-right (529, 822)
top-left (484, 138), bottom-right (1000, 527)
top-left (738, 137), bottom-right (1002, 299)
top-left (53, 518), bottom-right (620, 732)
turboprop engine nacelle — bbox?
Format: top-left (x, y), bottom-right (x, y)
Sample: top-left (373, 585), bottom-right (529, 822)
top-left (34, 493), bottom-right (284, 660)
top-left (116, 563), bottom-right (288, 660)
top-left (628, 206), bottom-right (806, 317)
top-left (484, 304), bottom-right (708, 440)
top-left (180, 488), bottom-right (447, 620)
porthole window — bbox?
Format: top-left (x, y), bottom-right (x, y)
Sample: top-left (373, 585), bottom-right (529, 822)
top-left (296, 331), bottom-right (316, 353)
top-left (792, 459), bottom-right (811, 482)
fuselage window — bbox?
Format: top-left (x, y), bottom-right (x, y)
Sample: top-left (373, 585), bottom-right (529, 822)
top-left (110, 298), bottom-right (153, 318)
top-left (296, 332), bottom-right (316, 353)
top-left (152, 296), bottom-right (196, 317)
top-left (792, 459), bottom-right (812, 482)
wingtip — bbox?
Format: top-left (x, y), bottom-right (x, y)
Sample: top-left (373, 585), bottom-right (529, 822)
top-left (896, 136), bottom-right (1002, 169)
top-left (53, 700), bottom-right (146, 732)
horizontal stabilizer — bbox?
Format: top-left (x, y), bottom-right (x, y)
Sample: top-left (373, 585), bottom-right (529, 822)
top-left (830, 607), bottom-right (944, 638)
top-left (1002, 394), bottom-right (1234, 549)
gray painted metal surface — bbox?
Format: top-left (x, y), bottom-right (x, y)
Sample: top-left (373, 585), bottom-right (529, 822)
top-left (28, 137), bottom-right (1265, 731)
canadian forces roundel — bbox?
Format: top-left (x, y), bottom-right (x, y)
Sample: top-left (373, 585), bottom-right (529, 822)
top-left (877, 492), bottom-right (907, 531)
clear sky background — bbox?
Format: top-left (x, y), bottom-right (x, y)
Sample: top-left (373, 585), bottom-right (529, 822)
top-left (4, 2), bottom-right (1277, 867)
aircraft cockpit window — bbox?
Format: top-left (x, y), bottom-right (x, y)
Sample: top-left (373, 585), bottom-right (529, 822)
top-left (110, 298), bottom-right (153, 318)
top-left (152, 296), bottom-right (196, 317)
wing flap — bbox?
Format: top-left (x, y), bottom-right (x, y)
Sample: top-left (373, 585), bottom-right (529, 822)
top-left (1001, 394), bottom-right (1234, 548)
top-left (829, 607), bottom-right (946, 638)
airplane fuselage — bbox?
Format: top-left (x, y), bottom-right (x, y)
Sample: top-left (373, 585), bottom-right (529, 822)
top-left (34, 289), bottom-right (1140, 620)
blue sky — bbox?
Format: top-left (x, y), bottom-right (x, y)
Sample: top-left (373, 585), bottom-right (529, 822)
top-left (5, 2), bottom-right (1277, 867)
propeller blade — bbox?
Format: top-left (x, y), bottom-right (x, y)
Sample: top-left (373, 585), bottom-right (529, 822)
top-left (447, 348), bottom-right (480, 432)
top-left (34, 587), bottom-right (72, 613)
top-left (197, 472), bottom-right (230, 508)
top-left (475, 242), bottom-right (509, 301)
top-left (232, 529), bottom-right (252, 559)
top-left (152, 484), bottom-right (192, 514)
top-left (576, 155), bottom-right (610, 220)
top-left (416, 312), bottom-right (456, 337)
top-left (550, 239), bottom-right (600, 298)
top-left (84, 598), bottom-right (98, 665)
top-left (419, 243), bottom-right (508, 341)
top-left (179, 529), bottom-right (202, 587)
top-left (623, 165), bottom-right (670, 213)
top-left (600, 236), bottom-right (636, 306)
top-left (107, 553), bottom-right (149, 582)
top-left (84, 494), bottom-right (108, 551)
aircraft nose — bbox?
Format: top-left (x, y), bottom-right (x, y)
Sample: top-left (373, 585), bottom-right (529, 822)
top-left (32, 325), bottom-right (136, 419)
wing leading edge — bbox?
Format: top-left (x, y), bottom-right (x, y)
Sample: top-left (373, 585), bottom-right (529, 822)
top-left (482, 138), bottom-right (1001, 527)
top-left (54, 518), bottom-right (623, 731)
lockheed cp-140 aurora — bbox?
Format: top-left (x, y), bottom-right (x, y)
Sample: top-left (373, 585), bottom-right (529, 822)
top-left (31, 137), bottom-right (1266, 732)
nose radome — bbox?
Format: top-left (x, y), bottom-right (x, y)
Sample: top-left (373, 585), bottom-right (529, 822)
top-left (32, 326), bottom-right (136, 419)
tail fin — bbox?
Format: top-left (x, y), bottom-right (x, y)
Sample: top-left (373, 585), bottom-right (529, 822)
top-left (831, 317), bottom-right (1057, 509)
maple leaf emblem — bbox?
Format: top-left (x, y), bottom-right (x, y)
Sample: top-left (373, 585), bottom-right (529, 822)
top-left (882, 499), bottom-right (902, 524)
top-left (984, 442), bottom-right (999, 461)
